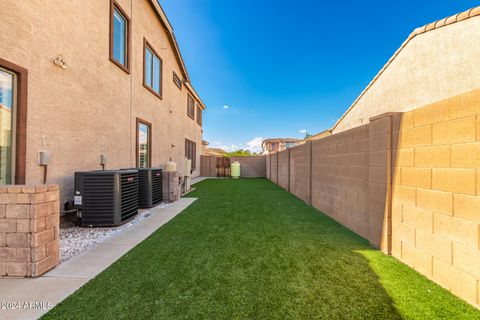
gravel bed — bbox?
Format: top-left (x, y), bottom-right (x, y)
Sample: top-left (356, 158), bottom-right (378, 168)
top-left (59, 203), bottom-right (170, 263)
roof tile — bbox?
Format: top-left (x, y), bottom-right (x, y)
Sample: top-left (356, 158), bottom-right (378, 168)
top-left (457, 10), bottom-right (471, 22)
top-left (445, 14), bottom-right (459, 25)
top-left (470, 6), bottom-right (480, 17)
top-left (425, 22), bottom-right (436, 31)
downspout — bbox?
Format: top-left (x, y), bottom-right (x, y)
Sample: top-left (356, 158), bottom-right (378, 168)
top-left (130, 0), bottom-right (134, 167)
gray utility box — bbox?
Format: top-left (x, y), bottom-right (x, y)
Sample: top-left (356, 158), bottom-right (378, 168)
top-left (74, 170), bottom-right (138, 227)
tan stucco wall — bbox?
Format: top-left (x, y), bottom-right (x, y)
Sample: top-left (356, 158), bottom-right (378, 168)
top-left (0, 0), bottom-right (204, 201)
top-left (333, 15), bottom-right (480, 134)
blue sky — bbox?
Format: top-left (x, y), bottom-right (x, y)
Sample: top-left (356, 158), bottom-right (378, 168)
top-left (160, 0), bottom-right (479, 152)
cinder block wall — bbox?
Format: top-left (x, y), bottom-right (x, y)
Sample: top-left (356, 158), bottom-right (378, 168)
top-left (266, 155), bottom-right (271, 180)
top-left (277, 152), bottom-right (289, 189)
top-left (270, 116), bottom-right (393, 249)
top-left (267, 88), bottom-right (480, 308)
top-left (230, 156), bottom-right (266, 177)
top-left (271, 154), bottom-right (278, 184)
top-left (289, 143), bottom-right (311, 204)
top-left (391, 89), bottom-right (480, 307)
top-left (0, 185), bottom-right (60, 277)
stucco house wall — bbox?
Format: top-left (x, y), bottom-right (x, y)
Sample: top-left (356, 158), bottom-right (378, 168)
top-left (0, 0), bottom-right (205, 202)
top-left (333, 9), bottom-right (480, 134)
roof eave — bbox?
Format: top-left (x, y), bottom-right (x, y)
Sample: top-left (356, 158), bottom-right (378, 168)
top-left (148, 0), bottom-right (190, 82)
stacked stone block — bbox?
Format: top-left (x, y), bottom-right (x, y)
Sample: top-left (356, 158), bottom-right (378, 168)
top-left (163, 172), bottom-right (183, 203)
top-left (0, 185), bottom-right (60, 277)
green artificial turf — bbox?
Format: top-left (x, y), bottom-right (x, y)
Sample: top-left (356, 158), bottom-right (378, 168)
top-left (44, 179), bottom-right (480, 319)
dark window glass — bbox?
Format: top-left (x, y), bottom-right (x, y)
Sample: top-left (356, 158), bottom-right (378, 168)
top-left (187, 95), bottom-right (195, 119)
top-left (144, 42), bottom-right (162, 97)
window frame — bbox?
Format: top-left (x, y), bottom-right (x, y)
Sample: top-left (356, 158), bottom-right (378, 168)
top-left (173, 71), bottom-right (182, 90)
top-left (0, 58), bottom-right (27, 185)
top-left (109, 0), bottom-right (131, 74)
top-left (187, 94), bottom-right (195, 120)
top-left (136, 118), bottom-right (152, 168)
top-left (185, 139), bottom-right (196, 171)
top-left (143, 38), bottom-right (163, 99)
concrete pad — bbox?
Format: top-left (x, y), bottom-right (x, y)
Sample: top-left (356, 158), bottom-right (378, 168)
top-left (191, 177), bottom-right (209, 184)
top-left (191, 177), bottom-right (228, 185)
top-left (0, 277), bottom-right (88, 320)
top-left (0, 197), bottom-right (197, 320)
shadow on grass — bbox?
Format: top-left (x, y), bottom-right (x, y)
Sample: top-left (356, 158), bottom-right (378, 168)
top-left (43, 179), bottom-right (479, 319)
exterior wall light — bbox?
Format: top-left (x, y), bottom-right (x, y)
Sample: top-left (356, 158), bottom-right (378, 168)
top-left (53, 56), bottom-right (67, 69)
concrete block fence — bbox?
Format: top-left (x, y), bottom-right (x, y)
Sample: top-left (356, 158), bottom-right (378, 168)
top-left (267, 88), bottom-right (480, 308)
top-left (200, 155), bottom-right (266, 178)
top-left (230, 156), bottom-right (266, 178)
top-left (0, 185), bottom-right (60, 277)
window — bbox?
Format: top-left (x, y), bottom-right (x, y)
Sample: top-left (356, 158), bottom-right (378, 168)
top-left (185, 139), bottom-right (196, 171)
top-left (270, 143), bottom-right (276, 151)
top-left (187, 94), bottom-right (195, 120)
top-left (136, 119), bottom-right (151, 168)
top-left (110, 0), bottom-right (130, 73)
top-left (196, 106), bottom-right (202, 126)
top-left (0, 58), bottom-right (27, 185)
top-left (286, 142), bottom-right (296, 149)
top-left (143, 39), bottom-right (162, 98)
top-left (0, 67), bottom-right (14, 184)
top-left (173, 72), bottom-right (182, 89)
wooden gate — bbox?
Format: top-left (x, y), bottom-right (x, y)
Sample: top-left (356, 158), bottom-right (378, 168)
top-left (216, 157), bottom-right (231, 177)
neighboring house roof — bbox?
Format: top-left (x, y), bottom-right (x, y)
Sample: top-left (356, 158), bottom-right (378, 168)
top-left (205, 148), bottom-right (227, 156)
top-left (331, 5), bottom-right (480, 132)
top-left (303, 130), bottom-right (332, 142)
top-left (149, 0), bottom-right (206, 110)
top-left (262, 138), bottom-right (301, 147)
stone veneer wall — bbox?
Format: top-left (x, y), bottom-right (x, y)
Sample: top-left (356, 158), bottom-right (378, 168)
top-left (268, 88), bottom-right (480, 308)
top-left (0, 185), bottom-right (60, 277)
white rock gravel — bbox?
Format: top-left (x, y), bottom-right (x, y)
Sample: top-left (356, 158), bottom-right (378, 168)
top-left (59, 203), bottom-right (171, 263)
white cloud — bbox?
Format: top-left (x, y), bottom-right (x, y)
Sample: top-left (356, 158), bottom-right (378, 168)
top-left (223, 105), bottom-right (229, 110)
top-left (220, 144), bottom-right (238, 152)
top-left (211, 137), bottom-right (263, 153)
top-left (299, 129), bottom-right (307, 134)
top-left (0, 72), bottom-right (12, 90)
top-left (245, 137), bottom-right (263, 153)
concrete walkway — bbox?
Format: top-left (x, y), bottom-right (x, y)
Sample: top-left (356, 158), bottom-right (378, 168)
top-left (0, 198), bottom-right (197, 320)
top-left (191, 176), bottom-right (228, 185)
